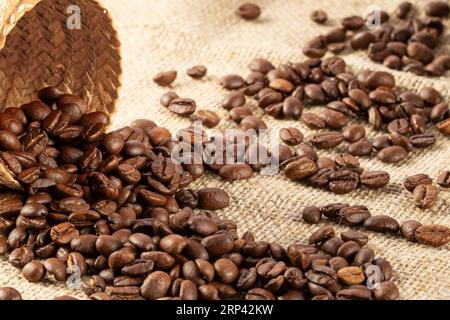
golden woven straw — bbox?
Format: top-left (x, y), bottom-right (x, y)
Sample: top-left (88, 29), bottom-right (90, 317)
top-left (0, 0), bottom-right (122, 114)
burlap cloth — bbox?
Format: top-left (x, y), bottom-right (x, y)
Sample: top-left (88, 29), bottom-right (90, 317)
top-left (0, 0), bottom-right (449, 300)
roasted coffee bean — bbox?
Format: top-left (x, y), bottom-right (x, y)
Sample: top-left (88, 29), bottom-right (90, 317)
top-left (425, 1), bottom-right (450, 17)
top-left (340, 230), bottom-right (368, 247)
top-left (44, 257), bottom-right (66, 281)
top-left (0, 287), bottom-right (22, 300)
top-left (347, 138), bottom-right (373, 157)
top-left (404, 174), bottom-right (433, 192)
top-left (377, 146), bottom-right (408, 164)
top-left (310, 10), bottom-right (327, 24)
top-left (409, 134), bottom-right (436, 148)
top-left (221, 74), bottom-right (246, 90)
top-left (305, 265), bottom-right (336, 286)
top-left (218, 164), bottom-right (253, 181)
top-left (437, 118), bottom-right (450, 135)
top-left (339, 205), bottom-right (371, 226)
top-left (8, 246), bottom-right (34, 268)
top-left (153, 70), bottom-right (177, 86)
top-left (308, 226), bottom-right (335, 245)
top-left (401, 220), bottom-right (423, 242)
top-left (236, 3), bottom-right (261, 20)
top-left (437, 171), bottom-right (450, 188)
top-left (343, 124), bottom-right (365, 143)
top-left (413, 184), bottom-right (438, 210)
top-left (187, 65), bottom-right (207, 79)
top-left (223, 91), bottom-right (246, 110)
top-left (168, 98), bottom-right (196, 117)
top-left (160, 91), bottom-right (179, 108)
top-left (302, 206), bottom-right (322, 224)
top-left (323, 109), bottom-right (349, 129)
top-left (22, 260), bottom-right (45, 282)
top-left (229, 106), bottom-right (253, 123)
top-left (309, 168), bottom-right (334, 188)
top-left (329, 170), bottom-right (359, 194)
top-left (192, 110), bottom-right (220, 128)
top-left (364, 216), bottom-right (400, 233)
top-left (197, 188), bottom-right (230, 210)
top-left (140, 271), bottom-right (171, 299)
top-left (284, 158), bottom-right (318, 181)
top-left (395, 1), bottom-right (412, 19)
top-left (414, 224), bottom-right (450, 247)
top-left (301, 113), bottom-right (326, 130)
top-left (337, 266), bottom-right (365, 285)
top-left (311, 132), bottom-right (344, 149)
top-left (360, 171), bottom-right (390, 189)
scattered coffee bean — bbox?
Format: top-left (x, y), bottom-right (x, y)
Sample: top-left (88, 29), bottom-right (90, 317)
top-left (415, 224), bottom-right (450, 247)
top-left (310, 10), bottom-right (328, 24)
top-left (404, 174), bottom-right (433, 192)
top-left (437, 171), bottom-right (450, 188)
top-left (413, 184), bottom-right (438, 210)
top-left (236, 3), bottom-right (261, 20)
top-left (187, 65), bottom-right (207, 79)
top-left (153, 70), bottom-right (177, 87)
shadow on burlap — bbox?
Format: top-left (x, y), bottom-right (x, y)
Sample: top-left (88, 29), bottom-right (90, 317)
top-left (0, 0), bottom-right (449, 300)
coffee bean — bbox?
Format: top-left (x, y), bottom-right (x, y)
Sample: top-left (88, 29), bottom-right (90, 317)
top-left (22, 260), bottom-right (45, 282)
top-left (159, 91), bottom-right (179, 108)
top-left (425, 1), bottom-right (450, 17)
top-left (373, 281), bottom-right (400, 300)
top-left (302, 206), bottom-right (322, 224)
top-left (140, 271), bottom-right (171, 299)
top-left (395, 1), bottom-right (413, 19)
top-left (309, 168), bottom-right (334, 188)
top-left (0, 287), bottom-right (22, 300)
top-left (279, 128), bottom-right (303, 146)
top-left (377, 146), bottom-right (408, 164)
top-left (187, 65), bottom-right (207, 79)
top-left (218, 164), bottom-right (253, 181)
top-left (221, 75), bottom-right (246, 90)
top-left (168, 98), bottom-right (196, 117)
top-left (337, 241), bottom-right (361, 260)
top-left (337, 266), bottom-right (365, 285)
top-left (44, 257), bottom-right (66, 281)
top-left (301, 113), bottom-right (326, 129)
top-left (365, 71), bottom-right (395, 89)
top-left (192, 110), bottom-right (220, 128)
top-left (436, 118), bottom-right (450, 135)
top-left (413, 184), bottom-right (438, 210)
top-left (343, 124), bottom-right (365, 142)
top-left (323, 109), bottom-right (349, 129)
top-left (342, 16), bottom-right (364, 31)
top-left (311, 132), bottom-right (344, 149)
top-left (201, 233), bottom-right (234, 257)
top-left (363, 215), bottom-right (400, 233)
top-left (360, 170), bottom-right (390, 189)
top-left (329, 170), bottom-right (359, 194)
top-left (437, 171), bottom-right (450, 188)
top-left (400, 220), bottom-right (423, 242)
top-left (197, 188), bottom-right (230, 210)
top-left (153, 70), bottom-right (177, 86)
top-left (339, 205), bottom-right (371, 226)
top-left (236, 3), bottom-right (261, 20)
top-left (409, 134), bottom-right (436, 148)
top-left (415, 224), bottom-right (450, 247)
top-left (340, 230), bottom-right (368, 246)
top-left (404, 174), bottom-right (433, 192)
top-left (308, 226), bottom-right (335, 245)
top-left (284, 158), bottom-right (318, 181)
top-left (353, 247), bottom-right (375, 266)
top-left (310, 10), bottom-right (327, 24)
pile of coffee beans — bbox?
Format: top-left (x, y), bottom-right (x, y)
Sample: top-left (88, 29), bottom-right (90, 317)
top-left (304, 1), bottom-right (450, 77)
top-left (302, 203), bottom-right (450, 247)
top-left (283, 152), bottom-right (390, 194)
top-left (403, 172), bottom-right (449, 210)
top-left (0, 87), bottom-right (403, 300)
top-left (219, 56), bottom-right (449, 166)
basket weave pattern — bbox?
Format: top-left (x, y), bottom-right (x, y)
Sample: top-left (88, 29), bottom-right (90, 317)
top-left (0, 0), bottom-right (121, 114)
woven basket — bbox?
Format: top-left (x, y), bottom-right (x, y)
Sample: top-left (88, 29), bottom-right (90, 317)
top-left (0, 0), bottom-right (121, 115)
